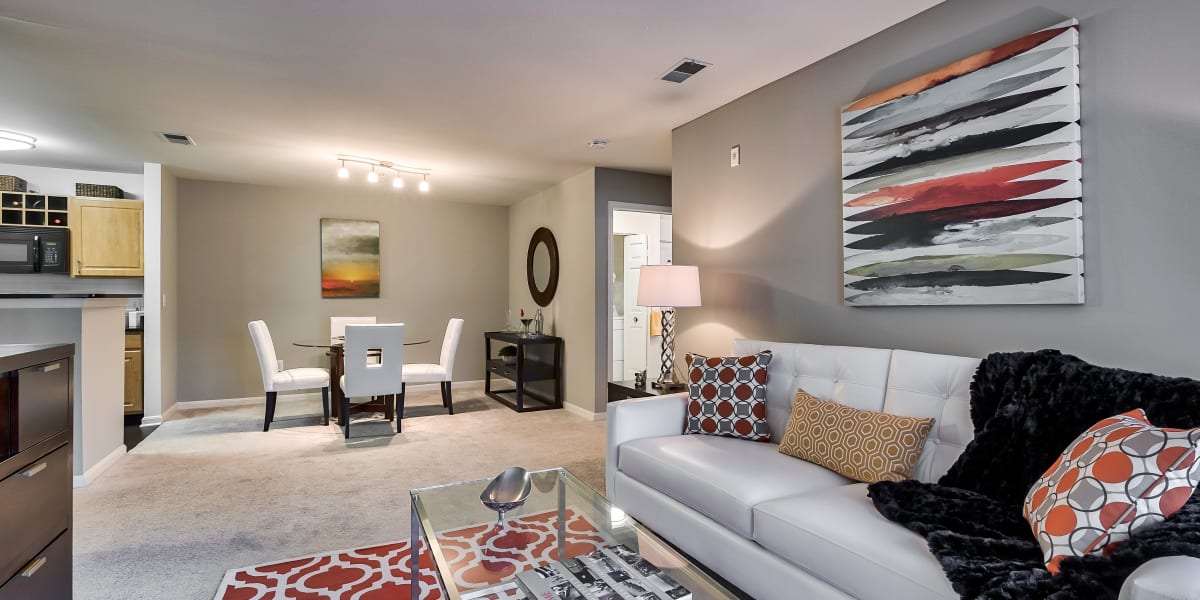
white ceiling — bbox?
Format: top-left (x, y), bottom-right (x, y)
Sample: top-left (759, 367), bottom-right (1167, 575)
top-left (0, 0), bottom-right (942, 205)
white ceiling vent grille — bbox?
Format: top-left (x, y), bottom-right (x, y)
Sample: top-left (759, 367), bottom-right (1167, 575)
top-left (661, 58), bottom-right (710, 83)
top-left (157, 132), bottom-right (196, 146)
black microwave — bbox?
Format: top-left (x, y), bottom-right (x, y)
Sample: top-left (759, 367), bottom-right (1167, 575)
top-left (0, 227), bottom-right (69, 274)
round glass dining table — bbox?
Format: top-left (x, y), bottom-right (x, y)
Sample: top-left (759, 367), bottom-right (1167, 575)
top-left (292, 338), bottom-right (431, 421)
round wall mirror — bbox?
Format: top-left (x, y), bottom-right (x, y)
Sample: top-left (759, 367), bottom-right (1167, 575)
top-left (527, 227), bottom-right (559, 307)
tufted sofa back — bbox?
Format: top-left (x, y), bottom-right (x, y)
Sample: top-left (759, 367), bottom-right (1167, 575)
top-left (730, 339), bottom-right (980, 483)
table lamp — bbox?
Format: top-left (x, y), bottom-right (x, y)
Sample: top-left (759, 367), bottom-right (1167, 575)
top-left (636, 265), bottom-right (701, 390)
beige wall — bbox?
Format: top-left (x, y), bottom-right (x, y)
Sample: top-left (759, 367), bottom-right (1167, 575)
top-left (508, 169), bottom-right (597, 412)
top-left (143, 163), bottom-right (178, 421)
top-left (508, 168), bottom-right (671, 414)
top-left (177, 179), bottom-right (508, 402)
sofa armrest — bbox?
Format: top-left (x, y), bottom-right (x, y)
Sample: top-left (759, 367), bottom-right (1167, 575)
top-left (606, 393), bottom-right (687, 497)
top-left (1119, 556), bottom-right (1200, 600)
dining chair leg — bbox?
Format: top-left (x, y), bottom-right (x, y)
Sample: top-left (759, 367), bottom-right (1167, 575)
top-left (396, 387), bottom-right (406, 433)
top-left (342, 393), bottom-right (351, 439)
top-left (263, 392), bottom-right (277, 432)
top-left (442, 381), bottom-right (454, 415)
top-left (321, 387), bottom-right (330, 426)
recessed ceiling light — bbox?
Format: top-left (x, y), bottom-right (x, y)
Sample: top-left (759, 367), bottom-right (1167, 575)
top-left (157, 132), bottom-right (196, 146)
top-left (661, 58), bottom-right (710, 83)
top-left (587, 139), bottom-right (608, 150)
top-left (0, 130), bottom-right (36, 151)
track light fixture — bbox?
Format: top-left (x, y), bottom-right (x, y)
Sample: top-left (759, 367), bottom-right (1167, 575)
top-left (334, 154), bottom-right (432, 192)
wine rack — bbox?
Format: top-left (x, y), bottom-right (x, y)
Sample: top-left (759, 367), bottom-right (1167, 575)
top-left (1, 192), bottom-right (69, 228)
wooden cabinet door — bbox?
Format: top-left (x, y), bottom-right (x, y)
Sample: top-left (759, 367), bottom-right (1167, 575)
top-left (123, 348), bottom-right (143, 415)
top-left (68, 198), bottom-right (143, 277)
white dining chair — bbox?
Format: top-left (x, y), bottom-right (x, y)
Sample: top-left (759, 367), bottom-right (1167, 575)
top-left (330, 316), bottom-right (376, 343)
top-left (402, 317), bottom-right (464, 415)
top-left (340, 323), bottom-right (405, 439)
top-left (247, 320), bottom-right (330, 432)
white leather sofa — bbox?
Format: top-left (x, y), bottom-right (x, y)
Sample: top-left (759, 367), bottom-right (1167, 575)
top-left (606, 339), bottom-right (1195, 600)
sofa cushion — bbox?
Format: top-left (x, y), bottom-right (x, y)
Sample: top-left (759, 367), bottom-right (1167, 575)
top-left (779, 389), bottom-right (934, 483)
top-left (753, 483), bottom-right (956, 600)
top-left (617, 434), bottom-right (851, 538)
top-left (732, 339), bottom-right (893, 440)
top-left (882, 350), bottom-right (980, 483)
top-left (684, 351), bottom-right (772, 441)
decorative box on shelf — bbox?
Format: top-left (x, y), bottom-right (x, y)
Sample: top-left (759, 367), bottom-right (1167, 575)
top-left (0, 175), bottom-right (28, 193)
top-left (75, 183), bottom-right (125, 199)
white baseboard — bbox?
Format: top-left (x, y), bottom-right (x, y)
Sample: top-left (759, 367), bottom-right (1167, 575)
top-left (160, 403), bottom-right (181, 422)
top-left (140, 414), bottom-right (163, 427)
top-left (176, 380), bottom-right (486, 410)
top-left (73, 444), bottom-right (127, 488)
top-left (176, 392), bottom-right (319, 410)
top-left (562, 402), bottom-right (607, 422)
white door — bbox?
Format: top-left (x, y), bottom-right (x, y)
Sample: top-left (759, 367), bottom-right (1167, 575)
top-left (623, 234), bottom-right (648, 380)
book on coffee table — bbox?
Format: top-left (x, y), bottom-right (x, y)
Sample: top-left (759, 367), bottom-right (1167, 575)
top-left (515, 544), bottom-right (691, 600)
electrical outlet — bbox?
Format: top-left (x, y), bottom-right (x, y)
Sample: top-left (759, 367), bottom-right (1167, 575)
top-left (730, 145), bottom-right (740, 167)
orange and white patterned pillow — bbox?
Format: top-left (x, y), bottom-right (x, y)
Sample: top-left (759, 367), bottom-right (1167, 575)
top-left (1023, 409), bottom-right (1200, 573)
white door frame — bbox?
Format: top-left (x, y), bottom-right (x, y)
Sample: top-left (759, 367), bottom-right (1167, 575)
top-left (606, 202), bottom-right (671, 384)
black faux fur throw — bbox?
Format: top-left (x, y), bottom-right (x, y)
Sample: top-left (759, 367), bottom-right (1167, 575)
top-left (868, 350), bottom-right (1200, 599)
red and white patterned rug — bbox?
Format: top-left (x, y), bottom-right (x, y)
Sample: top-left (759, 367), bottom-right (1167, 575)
top-left (214, 509), bottom-right (607, 600)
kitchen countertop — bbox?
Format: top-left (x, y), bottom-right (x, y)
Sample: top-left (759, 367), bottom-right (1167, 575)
top-left (0, 343), bottom-right (74, 373)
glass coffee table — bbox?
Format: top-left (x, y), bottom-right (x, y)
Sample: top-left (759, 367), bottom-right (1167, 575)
top-left (409, 467), bottom-right (738, 600)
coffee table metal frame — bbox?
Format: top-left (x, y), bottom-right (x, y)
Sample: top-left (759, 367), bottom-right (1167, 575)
top-left (409, 467), bottom-right (737, 600)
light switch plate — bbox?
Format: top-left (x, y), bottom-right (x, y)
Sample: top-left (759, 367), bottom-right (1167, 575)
top-left (730, 145), bottom-right (740, 167)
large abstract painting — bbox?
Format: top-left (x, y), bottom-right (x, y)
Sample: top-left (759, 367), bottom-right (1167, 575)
top-left (841, 20), bottom-right (1082, 306)
top-left (321, 218), bottom-right (380, 298)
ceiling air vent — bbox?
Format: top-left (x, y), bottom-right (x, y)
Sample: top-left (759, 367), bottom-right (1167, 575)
top-left (157, 132), bottom-right (196, 146)
top-left (661, 58), bottom-right (710, 83)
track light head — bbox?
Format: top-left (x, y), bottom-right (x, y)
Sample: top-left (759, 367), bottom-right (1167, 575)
top-left (419, 175), bottom-right (430, 192)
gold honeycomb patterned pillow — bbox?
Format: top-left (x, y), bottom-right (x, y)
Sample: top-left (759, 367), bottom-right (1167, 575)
top-left (778, 389), bottom-right (935, 483)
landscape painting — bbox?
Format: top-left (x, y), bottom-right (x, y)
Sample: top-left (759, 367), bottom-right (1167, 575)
top-left (321, 218), bottom-right (380, 298)
top-left (841, 20), bottom-right (1082, 306)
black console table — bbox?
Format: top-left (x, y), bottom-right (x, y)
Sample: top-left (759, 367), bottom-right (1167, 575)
top-left (484, 331), bottom-right (563, 412)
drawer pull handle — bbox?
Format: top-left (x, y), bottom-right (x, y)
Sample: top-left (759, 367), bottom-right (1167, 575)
top-left (33, 362), bottom-right (61, 373)
top-left (19, 462), bottom-right (47, 478)
top-left (19, 556), bottom-right (47, 578)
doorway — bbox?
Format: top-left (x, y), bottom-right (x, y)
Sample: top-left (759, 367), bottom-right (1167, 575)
top-left (609, 208), bottom-right (672, 381)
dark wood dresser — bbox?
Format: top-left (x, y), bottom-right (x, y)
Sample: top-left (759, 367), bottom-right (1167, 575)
top-left (0, 344), bottom-right (73, 600)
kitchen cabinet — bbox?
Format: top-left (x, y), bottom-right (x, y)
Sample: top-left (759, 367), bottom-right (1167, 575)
top-left (68, 197), bottom-right (143, 277)
top-left (0, 344), bottom-right (73, 600)
top-left (123, 332), bottom-right (143, 415)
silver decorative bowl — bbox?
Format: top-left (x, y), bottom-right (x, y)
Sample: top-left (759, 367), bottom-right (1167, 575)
top-left (480, 467), bottom-right (532, 524)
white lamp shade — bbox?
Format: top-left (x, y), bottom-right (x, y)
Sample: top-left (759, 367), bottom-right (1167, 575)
top-left (637, 265), bottom-right (701, 308)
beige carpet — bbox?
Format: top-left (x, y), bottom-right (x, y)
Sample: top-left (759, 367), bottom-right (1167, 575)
top-left (72, 384), bottom-right (607, 600)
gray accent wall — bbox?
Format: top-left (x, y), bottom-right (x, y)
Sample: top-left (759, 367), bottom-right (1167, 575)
top-left (673, 0), bottom-right (1200, 378)
top-left (176, 179), bottom-right (509, 402)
